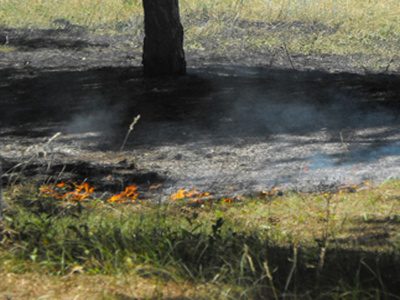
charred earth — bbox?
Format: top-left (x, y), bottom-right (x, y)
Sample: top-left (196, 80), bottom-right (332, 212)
top-left (1, 26), bottom-right (400, 199)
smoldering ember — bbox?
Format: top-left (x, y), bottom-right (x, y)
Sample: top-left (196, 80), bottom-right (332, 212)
top-left (1, 27), bottom-right (400, 201)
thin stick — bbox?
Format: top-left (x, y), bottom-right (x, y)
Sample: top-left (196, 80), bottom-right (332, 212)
top-left (339, 131), bottom-right (349, 153)
top-left (284, 246), bottom-right (298, 298)
top-left (0, 160), bottom-right (3, 222)
top-left (318, 195), bottom-right (331, 277)
top-left (283, 42), bottom-right (296, 70)
top-left (264, 260), bottom-right (279, 300)
top-left (46, 132), bottom-right (61, 171)
top-left (120, 115), bottom-right (141, 152)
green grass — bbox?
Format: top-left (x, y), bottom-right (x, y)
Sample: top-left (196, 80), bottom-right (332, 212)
top-left (1, 0), bottom-right (400, 71)
top-left (2, 181), bottom-right (400, 299)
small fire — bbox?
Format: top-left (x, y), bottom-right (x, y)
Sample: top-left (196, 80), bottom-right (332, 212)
top-left (258, 186), bottom-right (282, 199)
top-left (39, 185), bottom-right (62, 199)
top-left (171, 189), bottom-right (212, 201)
top-left (39, 179), bottom-right (372, 205)
top-left (171, 189), bottom-right (190, 200)
top-left (107, 185), bottom-right (139, 203)
top-left (40, 181), bottom-right (95, 201)
top-left (334, 180), bottom-right (371, 194)
top-left (170, 188), bottom-right (244, 204)
top-left (63, 182), bottom-right (95, 201)
top-left (221, 197), bottom-right (235, 203)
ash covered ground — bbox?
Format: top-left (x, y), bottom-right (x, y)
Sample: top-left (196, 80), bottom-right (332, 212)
top-left (1, 27), bottom-right (400, 198)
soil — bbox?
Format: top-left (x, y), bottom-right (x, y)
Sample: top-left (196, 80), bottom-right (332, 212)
top-left (2, 26), bottom-right (400, 199)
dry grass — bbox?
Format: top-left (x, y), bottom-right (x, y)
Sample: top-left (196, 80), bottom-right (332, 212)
top-left (1, 0), bottom-right (399, 34)
top-left (0, 270), bottom-right (222, 299)
top-left (0, 0), bottom-right (142, 29)
top-left (228, 184), bottom-right (400, 249)
top-left (168, 181), bottom-right (400, 250)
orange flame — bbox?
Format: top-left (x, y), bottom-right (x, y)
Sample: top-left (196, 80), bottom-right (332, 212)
top-left (221, 197), bottom-right (234, 203)
top-left (63, 182), bottom-right (95, 201)
top-left (40, 181), bottom-right (95, 201)
top-left (39, 185), bottom-right (61, 198)
top-left (107, 185), bottom-right (139, 203)
top-left (171, 189), bottom-right (187, 200)
top-left (40, 181), bottom-right (282, 205)
top-left (171, 189), bottom-right (202, 201)
top-left (258, 187), bottom-right (282, 199)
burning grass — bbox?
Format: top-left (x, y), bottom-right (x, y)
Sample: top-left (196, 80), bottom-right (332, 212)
top-left (40, 181), bottom-right (142, 203)
top-left (39, 181), bottom-right (248, 204)
top-left (40, 181), bottom-right (96, 201)
top-left (1, 180), bottom-right (400, 299)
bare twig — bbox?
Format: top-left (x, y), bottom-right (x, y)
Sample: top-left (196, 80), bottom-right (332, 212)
top-left (317, 245), bottom-right (327, 275)
top-left (283, 42), bottom-right (296, 70)
top-left (46, 132), bottom-right (61, 171)
top-left (264, 260), bottom-right (279, 300)
top-left (46, 132), bottom-right (62, 145)
top-left (339, 131), bottom-right (349, 153)
top-left (0, 160), bottom-right (3, 222)
top-left (120, 115), bottom-right (141, 152)
top-left (283, 246), bottom-right (298, 298)
top-left (385, 58), bottom-right (394, 73)
top-left (317, 195), bottom-right (332, 277)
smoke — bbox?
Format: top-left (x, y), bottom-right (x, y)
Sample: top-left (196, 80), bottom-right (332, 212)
top-left (220, 87), bottom-right (396, 138)
top-left (65, 93), bottom-right (122, 134)
top-left (372, 144), bottom-right (400, 157)
top-left (357, 144), bottom-right (400, 163)
top-left (308, 153), bottom-right (334, 170)
top-left (186, 66), bottom-right (398, 146)
top-left (177, 68), bottom-right (400, 191)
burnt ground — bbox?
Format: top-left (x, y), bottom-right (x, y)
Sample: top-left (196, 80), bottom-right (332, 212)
top-left (2, 26), bottom-right (400, 199)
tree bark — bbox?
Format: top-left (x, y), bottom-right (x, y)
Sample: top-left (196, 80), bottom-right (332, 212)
top-left (142, 0), bottom-right (186, 77)
top-left (0, 161), bottom-right (4, 222)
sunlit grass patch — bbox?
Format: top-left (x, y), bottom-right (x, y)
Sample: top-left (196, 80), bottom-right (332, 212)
top-left (182, 1), bottom-right (400, 69)
top-left (0, 45), bottom-right (16, 53)
top-left (1, 0), bottom-right (400, 64)
top-left (0, 269), bottom-right (222, 299)
top-left (0, 0), bottom-right (142, 30)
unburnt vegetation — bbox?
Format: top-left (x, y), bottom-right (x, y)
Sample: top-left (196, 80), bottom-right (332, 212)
top-left (2, 0), bottom-right (400, 299)
top-left (1, 0), bottom-right (400, 71)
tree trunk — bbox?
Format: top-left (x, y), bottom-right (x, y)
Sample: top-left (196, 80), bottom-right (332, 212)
top-left (0, 161), bottom-right (11, 223)
top-left (142, 0), bottom-right (186, 77)
top-left (0, 161), bottom-right (4, 222)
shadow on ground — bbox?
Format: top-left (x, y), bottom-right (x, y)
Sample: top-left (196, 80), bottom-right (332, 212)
top-left (2, 65), bottom-right (400, 143)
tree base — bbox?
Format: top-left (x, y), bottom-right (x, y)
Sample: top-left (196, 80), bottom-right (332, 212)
top-left (142, 0), bottom-right (186, 77)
